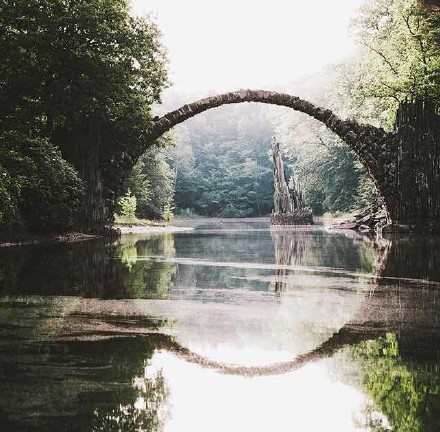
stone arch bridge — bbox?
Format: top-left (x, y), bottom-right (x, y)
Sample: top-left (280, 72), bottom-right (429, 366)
top-left (129, 89), bottom-right (438, 229)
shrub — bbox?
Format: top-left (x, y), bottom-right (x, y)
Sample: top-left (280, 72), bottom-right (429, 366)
top-left (118, 190), bottom-right (137, 219)
top-left (0, 134), bottom-right (84, 233)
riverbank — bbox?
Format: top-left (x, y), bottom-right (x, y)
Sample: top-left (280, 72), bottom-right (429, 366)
top-left (0, 224), bottom-right (195, 248)
top-left (0, 232), bottom-right (99, 248)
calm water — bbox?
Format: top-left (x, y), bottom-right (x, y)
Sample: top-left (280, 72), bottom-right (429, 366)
top-left (0, 218), bottom-right (439, 431)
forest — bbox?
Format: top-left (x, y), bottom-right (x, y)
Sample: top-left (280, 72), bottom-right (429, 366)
top-left (0, 0), bottom-right (439, 236)
top-left (0, 0), bottom-right (168, 235)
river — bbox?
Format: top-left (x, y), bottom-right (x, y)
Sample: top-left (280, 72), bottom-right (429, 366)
top-left (0, 218), bottom-right (439, 431)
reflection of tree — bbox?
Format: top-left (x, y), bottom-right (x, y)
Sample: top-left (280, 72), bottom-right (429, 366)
top-left (0, 240), bottom-right (94, 296)
top-left (269, 228), bottom-right (385, 292)
top-left (113, 233), bottom-right (176, 299)
top-left (80, 337), bottom-right (170, 432)
top-left (0, 234), bottom-right (177, 300)
top-left (0, 323), bottom-right (171, 431)
top-left (269, 228), bottom-right (309, 292)
top-left (119, 241), bottom-right (138, 270)
top-left (92, 369), bottom-right (169, 432)
top-left (350, 334), bottom-right (440, 432)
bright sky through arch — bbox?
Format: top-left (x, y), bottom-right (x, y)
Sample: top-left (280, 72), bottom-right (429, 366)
top-left (131, 0), bottom-right (364, 92)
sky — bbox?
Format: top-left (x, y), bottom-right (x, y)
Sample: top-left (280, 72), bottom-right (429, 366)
top-left (131, 0), bottom-right (364, 93)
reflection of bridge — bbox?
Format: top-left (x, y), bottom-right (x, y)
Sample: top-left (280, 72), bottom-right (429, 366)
top-left (139, 90), bottom-right (440, 227)
top-left (59, 282), bottom-right (439, 377)
top-left (57, 229), bottom-right (439, 377)
top-left (152, 325), bottom-right (384, 377)
top-left (4, 227), bottom-right (437, 378)
top-left (157, 283), bottom-right (439, 376)
top-left (55, 312), bottom-right (387, 377)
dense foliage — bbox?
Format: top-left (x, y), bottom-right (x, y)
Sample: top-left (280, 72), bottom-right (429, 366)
top-left (337, 0), bottom-right (440, 126)
top-left (0, 0), bottom-right (168, 233)
top-left (122, 137), bottom-right (176, 220)
top-left (170, 101), bottom-right (274, 217)
top-left (352, 333), bottom-right (440, 432)
top-left (0, 134), bottom-right (84, 232)
top-left (0, 0), bottom-right (167, 135)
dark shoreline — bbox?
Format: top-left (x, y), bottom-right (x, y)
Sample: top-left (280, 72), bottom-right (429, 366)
top-left (0, 232), bottom-right (99, 248)
top-left (0, 224), bottom-right (193, 248)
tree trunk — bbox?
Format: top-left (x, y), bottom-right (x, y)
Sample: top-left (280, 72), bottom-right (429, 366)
top-left (56, 115), bottom-right (108, 234)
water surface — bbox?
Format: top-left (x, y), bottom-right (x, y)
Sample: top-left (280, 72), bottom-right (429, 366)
top-left (0, 218), bottom-right (439, 431)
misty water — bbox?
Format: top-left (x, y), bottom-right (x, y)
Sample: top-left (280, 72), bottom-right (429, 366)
top-left (0, 218), bottom-right (439, 431)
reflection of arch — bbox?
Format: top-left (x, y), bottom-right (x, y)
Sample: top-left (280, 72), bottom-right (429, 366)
top-left (59, 317), bottom-right (383, 378)
top-left (150, 324), bottom-right (385, 377)
top-left (143, 90), bottom-right (393, 210)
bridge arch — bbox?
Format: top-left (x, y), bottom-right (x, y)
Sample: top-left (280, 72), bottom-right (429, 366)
top-left (152, 323), bottom-right (384, 377)
top-left (142, 89), bottom-right (395, 215)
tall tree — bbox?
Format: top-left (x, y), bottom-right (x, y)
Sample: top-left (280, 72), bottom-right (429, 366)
top-left (337, 0), bottom-right (440, 126)
top-left (0, 0), bottom-right (168, 232)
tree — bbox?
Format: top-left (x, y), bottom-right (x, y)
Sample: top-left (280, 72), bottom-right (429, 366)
top-left (0, 134), bottom-right (84, 233)
top-left (288, 141), bottom-right (377, 215)
top-left (170, 102), bottom-right (274, 217)
top-left (337, 0), bottom-right (440, 126)
top-left (122, 136), bottom-right (176, 220)
top-left (0, 165), bottom-right (18, 232)
top-left (118, 190), bottom-right (137, 219)
top-left (0, 0), bottom-right (169, 232)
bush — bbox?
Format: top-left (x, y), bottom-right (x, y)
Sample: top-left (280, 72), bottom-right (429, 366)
top-left (0, 165), bottom-right (19, 231)
top-left (0, 134), bottom-right (84, 233)
top-left (118, 190), bottom-right (137, 219)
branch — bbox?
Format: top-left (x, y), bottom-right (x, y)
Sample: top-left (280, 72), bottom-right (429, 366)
top-left (377, 80), bottom-right (402, 103)
top-left (400, 11), bottom-right (429, 77)
top-left (362, 39), bottom-right (399, 76)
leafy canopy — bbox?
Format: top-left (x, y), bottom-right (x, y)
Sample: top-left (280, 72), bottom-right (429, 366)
top-left (337, 0), bottom-right (440, 126)
top-left (0, 0), bottom-right (169, 232)
top-left (0, 134), bottom-right (84, 233)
